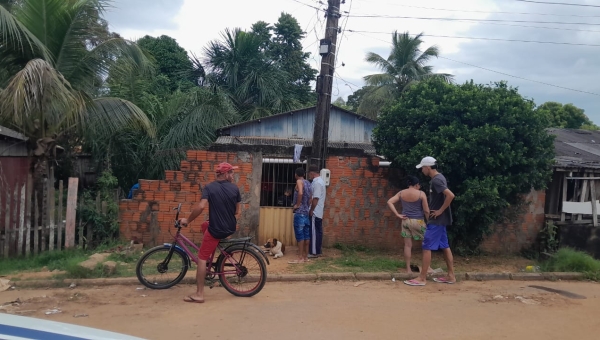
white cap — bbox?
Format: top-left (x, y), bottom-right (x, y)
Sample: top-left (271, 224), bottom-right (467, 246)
top-left (416, 156), bottom-right (437, 169)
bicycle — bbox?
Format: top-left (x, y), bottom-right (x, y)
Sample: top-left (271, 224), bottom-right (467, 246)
top-left (135, 203), bottom-right (269, 297)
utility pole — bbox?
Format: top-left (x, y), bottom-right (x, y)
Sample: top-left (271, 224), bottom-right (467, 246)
top-left (310, 0), bottom-right (342, 169)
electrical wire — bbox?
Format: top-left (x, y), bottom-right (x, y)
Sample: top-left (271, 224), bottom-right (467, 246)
top-left (345, 13), bottom-right (600, 26)
top-left (515, 0), bottom-right (600, 8)
top-left (349, 30), bottom-right (600, 97)
top-left (347, 30), bottom-right (600, 47)
top-left (355, 1), bottom-right (600, 18)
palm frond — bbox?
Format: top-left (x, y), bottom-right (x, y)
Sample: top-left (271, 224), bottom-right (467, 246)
top-left (0, 58), bottom-right (83, 137)
top-left (357, 84), bottom-right (395, 119)
top-left (365, 52), bottom-right (395, 75)
top-left (85, 97), bottom-right (155, 143)
top-left (363, 73), bottom-right (395, 87)
top-left (0, 2), bottom-right (52, 62)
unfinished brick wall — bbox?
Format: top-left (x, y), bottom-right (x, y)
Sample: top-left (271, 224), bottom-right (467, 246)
top-left (322, 155), bottom-right (405, 250)
top-left (119, 150), bottom-right (256, 246)
top-left (480, 190), bottom-right (546, 254)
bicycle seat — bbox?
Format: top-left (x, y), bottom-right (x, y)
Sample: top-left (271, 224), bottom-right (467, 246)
top-left (219, 237), bottom-right (252, 244)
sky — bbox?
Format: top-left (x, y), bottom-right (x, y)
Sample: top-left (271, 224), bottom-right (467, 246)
top-left (103, 0), bottom-right (600, 123)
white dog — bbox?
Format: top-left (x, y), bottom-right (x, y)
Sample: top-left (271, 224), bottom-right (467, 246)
top-left (264, 238), bottom-right (285, 259)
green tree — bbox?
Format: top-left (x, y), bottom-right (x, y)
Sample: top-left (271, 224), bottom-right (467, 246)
top-left (536, 101), bottom-right (598, 130)
top-left (373, 79), bottom-right (555, 252)
top-left (347, 86), bottom-right (374, 112)
top-left (359, 31), bottom-right (453, 119)
top-left (0, 0), bottom-right (154, 178)
top-left (333, 97), bottom-right (352, 111)
top-left (204, 28), bottom-right (296, 120)
top-left (136, 35), bottom-right (195, 92)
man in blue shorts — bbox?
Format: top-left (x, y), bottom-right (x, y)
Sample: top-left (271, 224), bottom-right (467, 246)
top-left (405, 156), bottom-right (456, 286)
top-left (289, 167), bottom-right (311, 264)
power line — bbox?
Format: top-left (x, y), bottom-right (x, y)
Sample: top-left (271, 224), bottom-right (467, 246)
top-left (515, 0), bottom-right (600, 8)
top-left (356, 1), bottom-right (600, 18)
top-left (345, 13), bottom-right (600, 26)
top-left (348, 30), bottom-right (600, 47)
top-left (349, 30), bottom-right (600, 97)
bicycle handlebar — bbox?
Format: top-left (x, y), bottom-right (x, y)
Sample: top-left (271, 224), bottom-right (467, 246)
top-left (173, 203), bottom-right (182, 228)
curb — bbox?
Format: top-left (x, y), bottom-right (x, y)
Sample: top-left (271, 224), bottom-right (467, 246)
top-left (6, 272), bottom-right (586, 289)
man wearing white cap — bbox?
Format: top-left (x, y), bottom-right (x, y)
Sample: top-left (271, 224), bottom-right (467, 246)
top-left (404, 156), bottom-right (456, 286)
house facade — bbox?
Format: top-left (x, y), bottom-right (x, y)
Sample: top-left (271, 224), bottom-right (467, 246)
top-left (118, 106), bottom-right (547, 254)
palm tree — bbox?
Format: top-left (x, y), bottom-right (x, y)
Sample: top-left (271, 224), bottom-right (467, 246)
top-left (358, 31), bottom-right (453, 118)
top-left (0, 0), bottom-right (154, 171)
top-left (0, 0), bottom-right (154, 221)
top-left (204, 28), bottom-right (298, 120)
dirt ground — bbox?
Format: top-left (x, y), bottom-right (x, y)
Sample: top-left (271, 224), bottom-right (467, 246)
top-left (1, 280), bottom-right (599, 339)
top-left (264, 246), bottom-right (534, 274)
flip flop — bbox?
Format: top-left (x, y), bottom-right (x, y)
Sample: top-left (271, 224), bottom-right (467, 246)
top-left (183, 296), bottom-right (204, 303)
top-left (433, 278), bottom-right (456, 284)
top-left (403, 279), bottom-right (426, 286)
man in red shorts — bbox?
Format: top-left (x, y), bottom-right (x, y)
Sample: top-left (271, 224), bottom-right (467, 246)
top-left (179, 162), bottom-right (241, 303)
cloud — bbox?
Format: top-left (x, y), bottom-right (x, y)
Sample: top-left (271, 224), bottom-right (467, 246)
top-left (103, 0), bottom-right (185, 31)
top-left (430, 0), bottom-right (600, 122)
top-left (102, 0), bottom-right (600, 123)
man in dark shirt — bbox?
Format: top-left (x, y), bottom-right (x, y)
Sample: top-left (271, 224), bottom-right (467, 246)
top-left (180, 162), bottom-right (241, 303)
top-left (404, 156), bottom-right (456, 286)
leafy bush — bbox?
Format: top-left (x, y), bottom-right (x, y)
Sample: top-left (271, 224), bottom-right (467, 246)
top-left (79, 170), bottom-right (120, 246)
top-left (373, 79), bottom-right (555, 252)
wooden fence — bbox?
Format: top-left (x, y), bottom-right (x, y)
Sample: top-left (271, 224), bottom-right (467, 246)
top-left (0, 168), bottom-right (118, 258)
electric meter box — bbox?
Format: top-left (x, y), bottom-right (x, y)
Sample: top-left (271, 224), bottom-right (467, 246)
top-left (320, 169), bottom-right (331, 186)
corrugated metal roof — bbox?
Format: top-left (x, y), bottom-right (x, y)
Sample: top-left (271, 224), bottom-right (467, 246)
top-left (549, 128), bottom-right (600, 169)
top-left (217, 104), bottom-right (376, 131)
top-left (214, 136), bottom-right (377, 154)
top-left (0, 125), bottom-right (27, 141)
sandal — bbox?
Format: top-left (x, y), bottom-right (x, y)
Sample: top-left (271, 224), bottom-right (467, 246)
top-left (403, 279), bottom-right (426, 286)
top-left (433, 277), bottom-right (455, 284)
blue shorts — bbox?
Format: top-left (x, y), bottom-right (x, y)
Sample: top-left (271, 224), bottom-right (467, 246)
top-left (422, 224), bottom-right (449, 250)
top-left (294, 213), bottom-right (310, 241)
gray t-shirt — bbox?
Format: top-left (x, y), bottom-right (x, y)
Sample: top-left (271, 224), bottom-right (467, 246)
top-left (428, 174), bottom-right (453, 226)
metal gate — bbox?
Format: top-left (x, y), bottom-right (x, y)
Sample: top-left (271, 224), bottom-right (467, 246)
top-left (257, 159), bottom-right (308, 246)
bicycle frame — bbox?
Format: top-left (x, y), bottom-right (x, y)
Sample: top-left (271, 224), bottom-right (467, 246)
top-left (163, 203), bottom-right (269, 277)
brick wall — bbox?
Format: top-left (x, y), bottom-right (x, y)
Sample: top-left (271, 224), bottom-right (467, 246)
top-left (480, 190), bottom-right (546, 254)
top-left (322, 155), bottom-right (405, 250)
top-left (119, 149), bottom-right (546, 254)
top-left (119, 150), bottom-right (256, 246)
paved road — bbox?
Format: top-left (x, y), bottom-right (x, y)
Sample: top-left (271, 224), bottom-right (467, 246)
top-left (1, 280), bottom-right (599, 339)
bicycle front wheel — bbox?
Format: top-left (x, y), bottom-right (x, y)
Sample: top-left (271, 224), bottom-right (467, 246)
top-left (136, 246), bottom-right (189, 289)
top-left (216, 245), bottom-right (267, 297)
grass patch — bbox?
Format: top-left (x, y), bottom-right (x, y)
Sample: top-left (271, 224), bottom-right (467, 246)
top-left (541, 248), bottom-right (600, 281)
top-left (0, 249), bottom-right (89, 276)
top-left (299, 245), bottom-right (405, 273)
top-left (0, 241), bottom-right (135, 278)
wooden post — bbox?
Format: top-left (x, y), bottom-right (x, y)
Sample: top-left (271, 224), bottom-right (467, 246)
top-left (3, 187), bottom-right (10, 258)
top-left (578, 174), bottom-right (589, 221)
top-left (64, 177), bottom-right (79, 248)
top-left (25, 175), bottom-right (32, 256)
top-left (78, 195), bottom-right (84, 248)
top-left (34, 195), bottom-right (39, 255)
top-left (57, 180), bottom-right (64, 250)
top-left (41, 176), bottom-right (46, 252)
top-left (11, 185), bottom-right (18, 256)
top-left (18, 181), bottom-right (26, 256)
top-left (48, 167), bottom-right (55, 251)
top-left (561, 174), bottom-right (568, 222)
top-left (591, 179), bottom-right (598, 227)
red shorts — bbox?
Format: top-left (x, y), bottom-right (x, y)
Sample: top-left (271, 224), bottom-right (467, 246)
top-left (198, 221), bottom-right (220, 261)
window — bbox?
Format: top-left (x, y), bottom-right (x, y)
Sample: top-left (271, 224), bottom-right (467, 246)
top-left (260, 162), bottom-right (308, 207)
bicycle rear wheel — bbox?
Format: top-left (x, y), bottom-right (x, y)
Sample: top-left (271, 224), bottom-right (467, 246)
top-left (216, 245), bottom-right (267, 297)
top-left (136, 246), bottom-right (188, 289)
